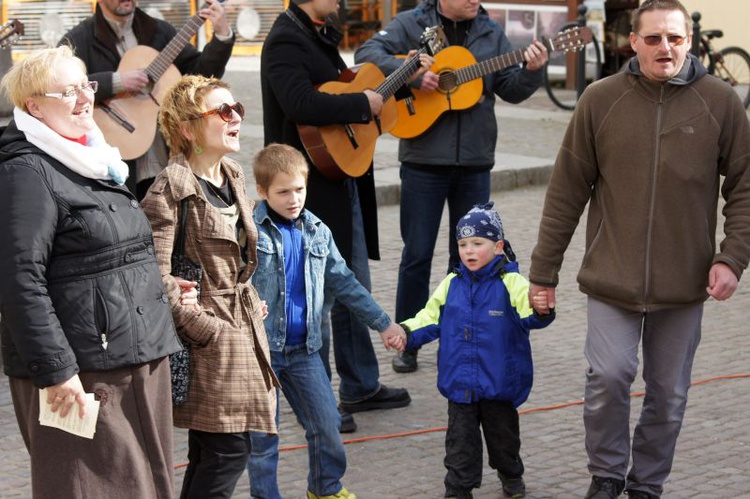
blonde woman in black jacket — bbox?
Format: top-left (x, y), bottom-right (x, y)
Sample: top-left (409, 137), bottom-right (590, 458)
top-left (0, 46), bottom-right (183, 498)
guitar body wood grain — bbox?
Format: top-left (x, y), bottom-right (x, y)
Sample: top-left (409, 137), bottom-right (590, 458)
top-left (299, 63), bottom-right (398, 180)
top-left (392, 46), bottom-right (482, 139)
top-left (93, 45), bottom-right (181, 160)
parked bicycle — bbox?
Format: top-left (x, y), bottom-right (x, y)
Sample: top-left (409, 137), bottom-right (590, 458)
top-left (697, 29), bottom-right (750, 109)
top-left (543, 22), bottom-right (603, 111)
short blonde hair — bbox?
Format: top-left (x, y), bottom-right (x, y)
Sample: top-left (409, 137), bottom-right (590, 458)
top-left (252, 143), bottom-right (309, 191)
top-left (158, 74), bottom-right (230, 157)
top-left (1, 46), bottom-right (87, 112)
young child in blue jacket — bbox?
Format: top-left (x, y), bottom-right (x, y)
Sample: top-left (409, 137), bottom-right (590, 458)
top-left (399, 202), bottom-right (555, 499)
top-left (245, 143), bottom-right (406, 499)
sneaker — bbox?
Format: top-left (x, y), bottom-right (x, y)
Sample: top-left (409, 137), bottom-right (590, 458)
top-left (392, 350), bottom-right (418, 373)
top-left (498, 473), bottom-right (526, 498)
top-left (339, 384), bottom-right (411, 413)
top-left (585, 476), bottom-right (625, 499)
top-left (306, 486), bottom-right (356, 499)
top-left (338, 406), bottom-right (357, 433)
top-left (625, 489), bottom-right (658, 498)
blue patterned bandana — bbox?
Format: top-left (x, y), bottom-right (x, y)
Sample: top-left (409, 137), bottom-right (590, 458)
top-left (456, 202), bottom-right (504, 242)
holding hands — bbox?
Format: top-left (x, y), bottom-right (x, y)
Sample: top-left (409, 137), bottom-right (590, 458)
top-left (529, 283), bottom-right (555, 315)
top-left (379, 323), bottom-right (408, 351)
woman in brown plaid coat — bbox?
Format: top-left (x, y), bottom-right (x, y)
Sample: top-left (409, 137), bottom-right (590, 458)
top-left (141, 75), bottom-right (279, 498)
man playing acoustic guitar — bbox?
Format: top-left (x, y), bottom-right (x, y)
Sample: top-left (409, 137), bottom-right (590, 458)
top-left (60, 0), bottom-right (235, 199)
top-left (355, 0), bottom-right (548, 374)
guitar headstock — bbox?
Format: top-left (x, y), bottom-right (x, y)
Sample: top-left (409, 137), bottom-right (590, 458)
top-left (420, 25), bottom-right (447, 57)
top-left (0, 19), bottom-right (24, 49)
top-left (542, 26), bottom-right (593, 54)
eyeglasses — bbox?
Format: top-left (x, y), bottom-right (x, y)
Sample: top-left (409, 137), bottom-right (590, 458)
top-left (637, 34), bottom-right (687, 47)
top-left (43, 81), bottom-right (98, 99)
top-left (189, 102), bottom-right (245, 122)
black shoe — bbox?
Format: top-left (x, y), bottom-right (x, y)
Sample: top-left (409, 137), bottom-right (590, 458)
top-left (585, 476), bottom-right (625, 499)
top-left (392, 350), bottom-right (418, 373)
top-left (625, 489), bottom-right (658, 498)
top-left (498, 473), bottom-right (526, 498)
top-left (444, 485), bottom-right (473, 499)
top-left (339, 385), bottom-right (411, 413)
top-left (338, 406), bottom-right (357, 433)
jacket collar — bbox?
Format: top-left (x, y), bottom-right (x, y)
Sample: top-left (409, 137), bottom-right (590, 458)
top-left (624, 53), bottom-right (707, 86)
top-left (164, 154), bottom-right (246, 204)
top-left (286, 2), bottom-right (343, 48)
top-left (93, 4), bottom-right (157, 58)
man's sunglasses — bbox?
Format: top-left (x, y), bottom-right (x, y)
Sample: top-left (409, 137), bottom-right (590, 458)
top-left (190, 102), bottom-right (245, 122)
top-left (637, 34), bottom-right (687, 47)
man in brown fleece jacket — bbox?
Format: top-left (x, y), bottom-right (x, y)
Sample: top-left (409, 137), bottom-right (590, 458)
top-left (528, 1), bottom-right (750, 498)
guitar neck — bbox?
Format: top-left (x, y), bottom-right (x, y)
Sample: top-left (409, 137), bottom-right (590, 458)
top-left (376, 48), bottom-right (428, 100)
top-left (451, 47), bottom-right (526, 86)
top-left (145, 13), bottom-right (206, 82)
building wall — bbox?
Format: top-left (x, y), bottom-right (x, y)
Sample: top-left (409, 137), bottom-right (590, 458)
top-left (681, 0), bottom-right (749, 51)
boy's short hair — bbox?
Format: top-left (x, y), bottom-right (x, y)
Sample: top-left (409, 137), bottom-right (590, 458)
top-left (252, 143), bottom-right (309, 191)
top-left (631, 0), bottom-right (691, 34)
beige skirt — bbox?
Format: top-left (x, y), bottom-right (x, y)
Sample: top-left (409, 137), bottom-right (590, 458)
top-left (10, 357), bottom-right (174, 499)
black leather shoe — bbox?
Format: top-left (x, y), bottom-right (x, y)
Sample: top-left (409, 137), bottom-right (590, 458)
top-left (392, 350), bottom-right (418, 373)
top-left (585, 476), bottom-right (625, 499)
top-left (625, 489), bottom-right (658, 498)
top-left (339, 385), bottom-right (411, 413)
top-left (338, 406), bottom-right (357, 433)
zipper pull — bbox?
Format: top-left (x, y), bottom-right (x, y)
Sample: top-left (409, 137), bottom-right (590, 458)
top-left (101, 333), bottom-right (109, 351)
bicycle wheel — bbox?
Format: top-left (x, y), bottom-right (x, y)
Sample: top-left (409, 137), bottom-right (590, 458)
top-left (544, 24), bottom-right (602, 111)
top-left (714, 46), bottom-right (750, 109)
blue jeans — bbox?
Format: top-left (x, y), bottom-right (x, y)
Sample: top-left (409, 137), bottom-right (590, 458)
top-left (247, 344), bottom-right (346, 497)
top-left (320, 178), bottom-right (381, 402)
top-left (395, 166), bottom-right (491, 322)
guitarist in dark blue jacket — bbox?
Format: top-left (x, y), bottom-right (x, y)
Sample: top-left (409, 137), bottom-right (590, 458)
top-left (355, 0), bottom-right (548, 374)
top-left (59, 0), bottom-right (235, 198)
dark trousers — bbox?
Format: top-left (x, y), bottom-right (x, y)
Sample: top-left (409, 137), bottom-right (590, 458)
top-left (444, 400), bottom-right (524, 493)
top-left (180, 430), bottom-right (251, 499)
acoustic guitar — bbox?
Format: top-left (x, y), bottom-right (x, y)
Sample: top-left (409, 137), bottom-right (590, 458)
top-left (93, 0), bottom-right (226, 160)
top-left (391, 26), bottom-right (593, 139)
top-left (298, 25), bottom-right (447, 181)
top-left (0, 19), bottom-right (24, 48)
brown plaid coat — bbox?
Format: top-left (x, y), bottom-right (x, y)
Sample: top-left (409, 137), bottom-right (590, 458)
top-left (141, 155), bottom-right (278, 434)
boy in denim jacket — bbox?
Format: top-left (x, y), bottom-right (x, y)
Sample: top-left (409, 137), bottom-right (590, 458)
top-left (397, 203), bottom-right (554, 499)
top-left (245, 144), bottom-right (405, 499)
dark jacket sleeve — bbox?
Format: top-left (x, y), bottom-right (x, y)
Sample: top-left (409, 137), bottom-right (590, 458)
top-left (170, 20), bottom-right (235, 79)
top-left (0, 158), bottom-right (79, 387)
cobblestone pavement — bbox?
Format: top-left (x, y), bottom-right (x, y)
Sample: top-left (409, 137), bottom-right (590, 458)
top-left (1, 56), bottom-right (749, 498)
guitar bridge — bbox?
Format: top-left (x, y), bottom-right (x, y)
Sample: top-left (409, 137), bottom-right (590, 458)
top-left (344, 124), bottom-right (359, 149)
top-left (99, 103), bottom-right (135, 134)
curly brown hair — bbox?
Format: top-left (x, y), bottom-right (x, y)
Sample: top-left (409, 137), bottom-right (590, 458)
top-left (158, 74), bottom-right (230, 158)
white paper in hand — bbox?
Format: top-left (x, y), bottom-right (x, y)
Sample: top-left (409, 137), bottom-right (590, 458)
top-left (38, 389), bottom-right (100, 439)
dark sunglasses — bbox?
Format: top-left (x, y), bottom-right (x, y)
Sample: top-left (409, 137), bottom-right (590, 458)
top-left (190, 102), bottom-right (245, 122)
top-left (637, 34), bottom-right (687, 47)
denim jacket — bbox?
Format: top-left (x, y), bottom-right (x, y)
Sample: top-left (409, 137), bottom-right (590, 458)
top-left (253, 202), bottom-right (392, 354)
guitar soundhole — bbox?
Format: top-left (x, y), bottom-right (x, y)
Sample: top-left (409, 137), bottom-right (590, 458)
top-left (439, 72), bottom-right (458, 93)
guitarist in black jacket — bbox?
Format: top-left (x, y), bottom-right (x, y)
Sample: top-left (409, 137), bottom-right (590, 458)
top-left (59, 0), bottom-right (235, 198)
